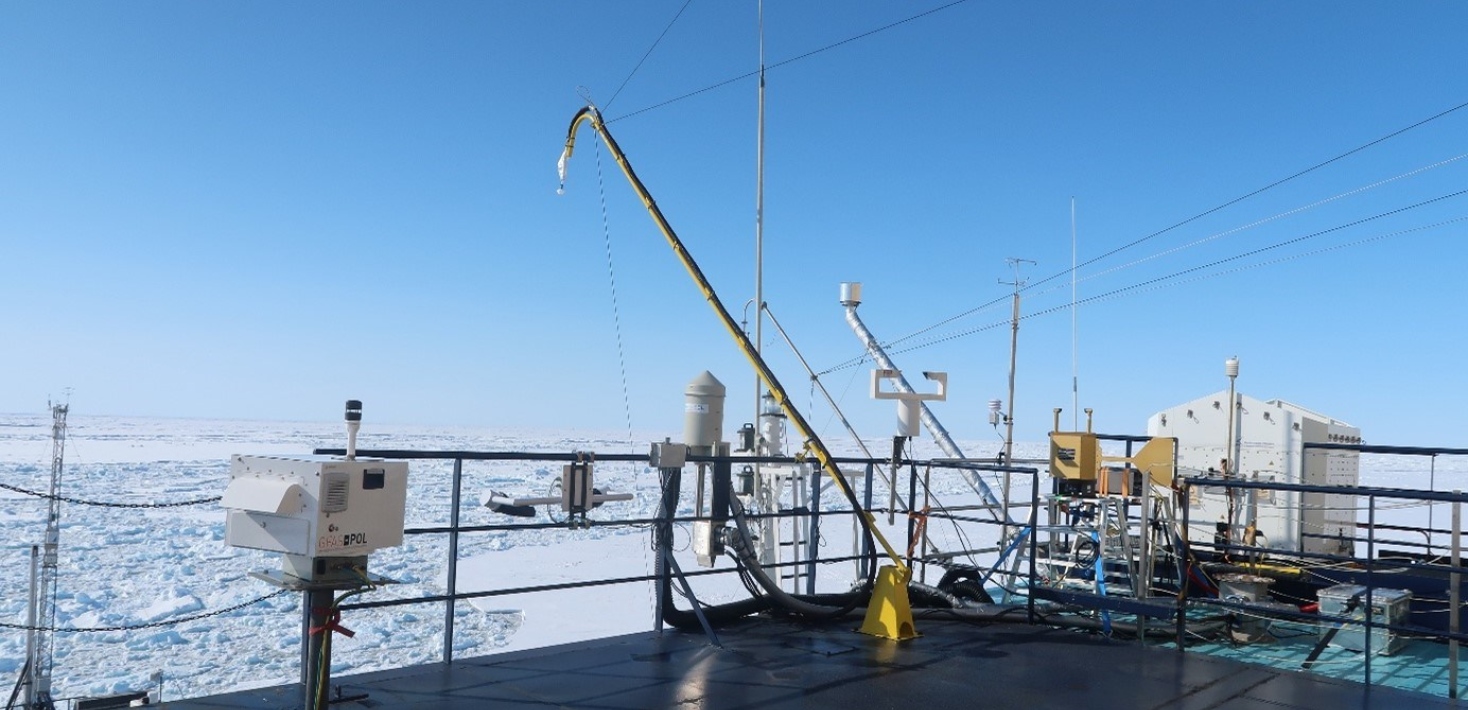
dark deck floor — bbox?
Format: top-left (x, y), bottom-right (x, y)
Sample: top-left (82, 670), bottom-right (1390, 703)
top-left (169, 617), bottom-right (1460, 709)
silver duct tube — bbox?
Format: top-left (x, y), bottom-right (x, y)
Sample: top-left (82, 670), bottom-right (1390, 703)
top-left (841, 288), bottom-right (1008, 521)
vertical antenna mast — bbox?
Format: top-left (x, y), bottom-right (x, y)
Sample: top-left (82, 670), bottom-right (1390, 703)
top-left (1070, 197), bottom-right (1078, 430)
top-left (1224, 357), bottom-right (1240, 544)
top-left (753, 0), bottom-right (767, 424)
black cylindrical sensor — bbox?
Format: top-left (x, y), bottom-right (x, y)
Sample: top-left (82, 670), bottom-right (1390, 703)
top-left (345, 400), bottom-right (363, 422)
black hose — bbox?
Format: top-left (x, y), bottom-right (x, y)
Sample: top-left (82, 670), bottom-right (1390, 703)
top-left (654, 460), bottom-right (880, 629)
top-left (655, 465), bottom-right (771, 629)
top-left (904, 605), bottom-right (1228, 640)
top-left (907, 581), bottom-right (966, 609)
top-left (725, 494), bottom-right (870, 620)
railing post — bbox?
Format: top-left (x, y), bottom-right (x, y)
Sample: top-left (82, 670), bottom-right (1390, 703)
top-left (807, 466), bottom-right (822, 596)
top-left (1452, 490), bottom-right (1461, 699)
top-left (906, 459), bottom-right (918, 571)
top-left (1365, 494), bottom-right (1375, 686)
top-left (861, 462), bottom-right (875, 581)
top-left (654, 464), bottom-right (681, 633)
top-left (920, 465), bottom-right (932, 585)
top-left (1028, 466), bottom-right (1039, 624)
top-left (443, 458), bottom-right (463, 664)
top-left (1177, 479), bottom-right (1190, 652)
top-left (1139, 484), bottom-right (1151, 646)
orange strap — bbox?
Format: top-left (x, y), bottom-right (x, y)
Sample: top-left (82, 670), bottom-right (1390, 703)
top-left (906, 506), bottom-right (931, 559)
top-left (309, 608), bottom-right (356, 638)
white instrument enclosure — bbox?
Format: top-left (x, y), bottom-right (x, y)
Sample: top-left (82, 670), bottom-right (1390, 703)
top-left (223, 454), bottom-right (408, 558)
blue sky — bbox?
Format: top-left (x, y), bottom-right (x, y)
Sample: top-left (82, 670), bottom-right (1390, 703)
top-left (2, 2), bottom-right (1466, 447)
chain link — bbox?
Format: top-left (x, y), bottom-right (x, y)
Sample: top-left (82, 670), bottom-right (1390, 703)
top-left (0, 590), bottom-right (291, 633)
top-left (0, 481), bottom-right (221, 508)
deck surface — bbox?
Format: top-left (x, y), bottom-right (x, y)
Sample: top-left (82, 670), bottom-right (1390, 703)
top-left (168, 616), bottom-right (1461, 709)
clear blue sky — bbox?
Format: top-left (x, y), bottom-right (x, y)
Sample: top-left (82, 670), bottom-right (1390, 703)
top-left (2, 2), bottom-right (1466, 447)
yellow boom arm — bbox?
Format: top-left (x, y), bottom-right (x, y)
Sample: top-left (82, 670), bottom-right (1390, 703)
top-left (559, 106), bottom-right (909, 575)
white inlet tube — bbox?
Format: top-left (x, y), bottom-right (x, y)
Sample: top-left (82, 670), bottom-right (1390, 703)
top-left (840, 284), bottom-right (1008, 522)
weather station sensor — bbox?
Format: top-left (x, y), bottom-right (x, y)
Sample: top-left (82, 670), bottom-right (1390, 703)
top-left (871, 368), bottom-right (947, 438)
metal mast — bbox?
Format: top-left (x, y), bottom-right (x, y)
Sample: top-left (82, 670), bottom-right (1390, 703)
top-left (1224, 357), bottom-right (1240, 544)
top-left (1000, 259), bottom-right (1033, 467)
top-left (24, 402), bottom-right (67, 710)
top-left (1070, 198), bottom-right (1078, 430)
top-left (753, 0), bottom-right (767, 423)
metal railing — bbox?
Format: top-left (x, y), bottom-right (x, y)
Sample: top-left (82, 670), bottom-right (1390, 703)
top-left (310, 447), bottom-right (898, 663)
top-left (995, 439), bottom-right (1468, 700)
top-left (1179, 474), bottom-right (1468, 696)
top-left (305, 443), bottom-right (1468, 700)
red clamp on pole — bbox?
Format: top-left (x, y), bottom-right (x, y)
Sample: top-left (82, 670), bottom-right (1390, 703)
top-left (309, 607), bottom-right (356, 638)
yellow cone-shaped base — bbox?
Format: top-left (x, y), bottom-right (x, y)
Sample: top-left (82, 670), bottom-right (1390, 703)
top-left (859, 564), bottom-right (918, 640)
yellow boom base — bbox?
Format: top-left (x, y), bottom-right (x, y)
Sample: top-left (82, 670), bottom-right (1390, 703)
top-left (859, 565), bottom-right (918, 641)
